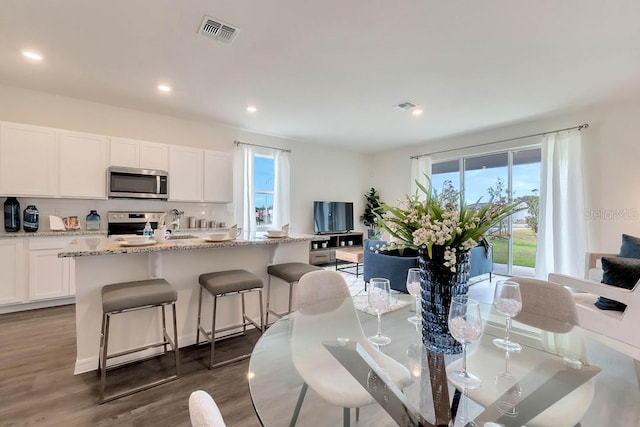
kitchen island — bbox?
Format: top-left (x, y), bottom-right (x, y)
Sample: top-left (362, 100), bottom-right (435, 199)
top-left (59, 233), bottom-right (326, 374)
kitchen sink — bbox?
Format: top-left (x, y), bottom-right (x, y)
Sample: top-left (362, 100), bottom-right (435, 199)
top-left (167, 234), bottom-right (199, 240)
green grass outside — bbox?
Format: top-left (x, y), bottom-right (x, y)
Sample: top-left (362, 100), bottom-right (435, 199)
top-left (487, 228), bottom-right (537, 268)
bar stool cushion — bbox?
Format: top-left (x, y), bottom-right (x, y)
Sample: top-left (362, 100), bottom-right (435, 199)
top-left (199, 270), bottom-right (263, 295)
top-left (102, 279), bottom-right (177, 313)
top-left (267, 263), bottom-right (321, 283)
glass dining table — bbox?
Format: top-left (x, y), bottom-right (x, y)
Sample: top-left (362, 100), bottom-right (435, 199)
top-left (248, 296), bottom-right (638, 427)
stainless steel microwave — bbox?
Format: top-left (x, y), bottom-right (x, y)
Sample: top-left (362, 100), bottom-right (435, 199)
top-left (107, 166), bottom-right (169, 200)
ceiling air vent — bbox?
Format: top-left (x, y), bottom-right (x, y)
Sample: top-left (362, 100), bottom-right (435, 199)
top-left (394, 101), bottom-right (417, 111)
top-left (199, 16), bottom-right (239, 45)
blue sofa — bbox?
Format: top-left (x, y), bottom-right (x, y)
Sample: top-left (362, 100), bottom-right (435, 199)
top-left (363, 239), bottom-right (493, 293)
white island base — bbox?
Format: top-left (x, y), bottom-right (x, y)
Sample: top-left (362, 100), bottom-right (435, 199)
top-left (70, 238), bottom-right (311, 374)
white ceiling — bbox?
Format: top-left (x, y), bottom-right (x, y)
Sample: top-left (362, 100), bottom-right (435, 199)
top-left (1, 1), bottom-right (639, 153)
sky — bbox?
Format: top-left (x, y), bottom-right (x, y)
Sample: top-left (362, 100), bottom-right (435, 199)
top-left (254, 156), bottom-right (274, 192)
top-left (431, 162), bottom-right (541, 203)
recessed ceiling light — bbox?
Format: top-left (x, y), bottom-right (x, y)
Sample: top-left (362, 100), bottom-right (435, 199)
top-left (412, 108), bottom-right (424, 117)
top-left (157, 84), bottom-right (172, 93)
top-left (246, 106), bottom-right (257, 113)
top-left (22, 50), bottom-right (43, 62)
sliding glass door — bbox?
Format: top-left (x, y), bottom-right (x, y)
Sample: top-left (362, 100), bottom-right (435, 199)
top-left (431, 147), bottom-right (541, 276)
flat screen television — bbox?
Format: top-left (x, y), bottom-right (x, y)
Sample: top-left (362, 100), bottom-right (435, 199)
top-left (313, 201), bottom-right (354, 234)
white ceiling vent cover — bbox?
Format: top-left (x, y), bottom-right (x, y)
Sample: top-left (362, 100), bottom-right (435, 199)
top-left (199, 16), bottom-right (239, 45)
top-left (394, 101), bottom-right (417, 111)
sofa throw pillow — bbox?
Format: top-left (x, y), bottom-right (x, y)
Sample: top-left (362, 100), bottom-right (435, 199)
top-left (594, 256), bottom-right (640, 311)
top-left (619, 233), bottom-right (640, 259)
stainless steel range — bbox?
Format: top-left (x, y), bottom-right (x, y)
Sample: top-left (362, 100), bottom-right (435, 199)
top-left (107, 211), bottom-right (165, 236)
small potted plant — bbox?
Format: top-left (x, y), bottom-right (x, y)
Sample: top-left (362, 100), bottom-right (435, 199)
top-left (361, 187), bottom-right (384, 240)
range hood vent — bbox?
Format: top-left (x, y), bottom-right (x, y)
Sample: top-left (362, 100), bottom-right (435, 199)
top-left (199, 16), bottom-right (239, 45)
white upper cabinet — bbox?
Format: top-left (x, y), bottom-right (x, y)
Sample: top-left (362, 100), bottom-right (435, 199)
top-left (169, 146), bottom-right (203, 202)
top-left (110, 137), bottom-right (168, 171)
top-left (109, 137), bottom-right (138, 168)
top-left (204, 150), bottom-right (232, 203)
top-left (58, 130), bottom-right (108, 198)
top-left (0, 122), bottom-right (57, 196)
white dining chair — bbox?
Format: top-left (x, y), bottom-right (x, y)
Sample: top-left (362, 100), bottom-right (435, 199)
top-left (447, 277), bottom-right (595, 427)
top-left (188, 390), bottom-right (226, 427)
top-left (289, 270), bottom-right (412, 426)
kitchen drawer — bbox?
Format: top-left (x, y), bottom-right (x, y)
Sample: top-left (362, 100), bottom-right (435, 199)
top-left (28, 236), bottom-right (78, 250)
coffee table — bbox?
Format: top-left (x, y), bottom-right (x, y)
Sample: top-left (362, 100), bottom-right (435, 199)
top-left (335, 246), bottom-right (364, 277)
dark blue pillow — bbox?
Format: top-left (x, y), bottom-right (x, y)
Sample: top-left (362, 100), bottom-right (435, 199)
top-left (594, 256), bottom-right (640, 311)
top-left (619, 234), bottom-right (640, 259)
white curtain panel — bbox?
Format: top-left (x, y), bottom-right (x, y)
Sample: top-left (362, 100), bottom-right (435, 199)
top-left (233, 145), bottom-right (256, 232)
top-left (272, 150), bottom-right (291, 228)
top-left (536, 131), bottom-right (587, 279)
top-left (410, 155), bottom-right (432, 195)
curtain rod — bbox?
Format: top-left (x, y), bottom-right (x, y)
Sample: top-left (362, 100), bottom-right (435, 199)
top-left (410, 123), bottom-right (589, 159)
top-left (234, 140), bottom-right (292, 153)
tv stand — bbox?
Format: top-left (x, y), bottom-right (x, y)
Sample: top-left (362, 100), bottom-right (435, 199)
top-left (309, 231), bottom-right (363, 265)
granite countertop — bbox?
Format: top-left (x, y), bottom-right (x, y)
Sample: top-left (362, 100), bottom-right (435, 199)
top-left (0, 230), bottom-right (108, 238)
top-left (58, 233), bottom-right (325, 258)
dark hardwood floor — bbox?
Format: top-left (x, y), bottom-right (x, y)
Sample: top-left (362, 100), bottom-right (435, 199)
top-left (0, 305), bottom-right (262, 426)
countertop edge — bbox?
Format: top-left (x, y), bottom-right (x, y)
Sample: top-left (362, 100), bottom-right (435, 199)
top-left (58, 234), bottom-right (323, 258)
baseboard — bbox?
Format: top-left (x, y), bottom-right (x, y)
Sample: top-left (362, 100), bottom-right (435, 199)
top-left (0, 297), bottom-right (75, 315)
top-left (74, 326), bottom-right (258, 374)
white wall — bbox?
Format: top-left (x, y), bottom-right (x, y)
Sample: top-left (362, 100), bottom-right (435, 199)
top-left (370, 97), bottom-right (640, 253)
top-left (0, 84), bottom-right (369, 234)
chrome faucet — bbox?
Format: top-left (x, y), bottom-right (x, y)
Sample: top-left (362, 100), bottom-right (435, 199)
top-left (160, 209), bottom-right (184, 231)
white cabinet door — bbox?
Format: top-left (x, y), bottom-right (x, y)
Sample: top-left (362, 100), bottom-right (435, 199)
top-left (0, 122), bottom-right (57, 196)
top-left (204, 150), bottom-right (233, 203)
top-left (27, 236), bottom-right (80, 301)
top-left (28, 249), bottom-right (70, 301)
top-left (110, 137), bottom-right (168, 171)
top-left (109, 137), bottom-right (139, 168)
top-left (139, 141), bottom-right (168, 171)
top-left (58, 131), bottom-right (108, 198)
top-left (169, 146), bottom-right (203, 201)
top-left (0, 239), bottom-right (25, 305)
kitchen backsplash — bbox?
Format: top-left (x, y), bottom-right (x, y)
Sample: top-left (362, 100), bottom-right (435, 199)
top-left (7, 197), bottom-right (233, 231)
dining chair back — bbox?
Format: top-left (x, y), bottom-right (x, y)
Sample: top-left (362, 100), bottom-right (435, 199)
top-left (289, 270), bottom-right (411, 426)
top-left (188, 390), bottom-right (226, 427)
top-left (448, 277), bottom-right (594, 427)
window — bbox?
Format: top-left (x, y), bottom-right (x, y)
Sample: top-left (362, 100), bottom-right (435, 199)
top-left (254, 154), bottom-right (274, 229)
top-left (431, 147), bottom-right (541, 276)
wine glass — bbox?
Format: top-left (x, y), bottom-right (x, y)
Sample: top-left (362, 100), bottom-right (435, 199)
top-left (406, 268), bottom-right (421, 324)
top-left (493, 280), bottom-right (523, 353)
top-left (368, 278), bottom-right (392, 346)
top-left (448, 296), bottom-right (484, 390)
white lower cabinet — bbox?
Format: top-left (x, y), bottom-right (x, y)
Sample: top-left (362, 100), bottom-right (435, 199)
top-left (0, 239), bottom-right (25, 305)
top-left (27, 237), bottom-right (77, 301)
top-left (0, 235), bottom-right (94, 311)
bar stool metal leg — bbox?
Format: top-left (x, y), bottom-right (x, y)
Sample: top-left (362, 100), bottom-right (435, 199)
top-left (99, 312), bottom-right (111, 402)
top-left (209, 294), bottom-right (218, 370)
top-left (266, 275), bottom-right (273, 325)
top-left (161, 305), bottom-right (168, 354)
top-left (196, 286), bottom-right (204, 345)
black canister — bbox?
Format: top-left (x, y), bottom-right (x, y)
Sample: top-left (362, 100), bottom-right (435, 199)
top-left (23, 205), bottom-right (39, 232)
top-left (4, 197), bottom-right (21, 232)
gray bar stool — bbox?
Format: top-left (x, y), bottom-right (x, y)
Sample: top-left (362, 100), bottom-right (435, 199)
top-left (196, 269), bottom-right (264, 369)
top-left (99, 278), bottom-right (180, 403)
top-left (266, 262), bottom-right (321, 324)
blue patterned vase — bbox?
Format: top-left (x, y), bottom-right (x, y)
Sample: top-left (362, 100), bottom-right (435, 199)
top-left (419, 247), bottom-right (470, 354)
